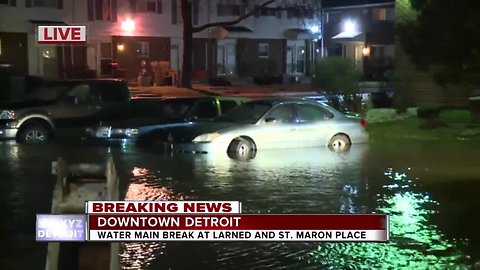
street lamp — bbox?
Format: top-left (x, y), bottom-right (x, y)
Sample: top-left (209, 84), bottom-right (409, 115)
top-left (309, 25), bottom-right (320, 34)
top-left (343, 20), bottom-right (356, 34)
top-left (121, 18), bottom-right (135, 33)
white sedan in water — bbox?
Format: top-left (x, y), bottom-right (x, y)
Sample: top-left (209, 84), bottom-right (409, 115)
top-left (164, 98), bottom-right (369, 158)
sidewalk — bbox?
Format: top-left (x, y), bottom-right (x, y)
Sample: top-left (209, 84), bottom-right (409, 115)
top-left (130, 84), bottom-right (319, 99)
top-left (130, 86), bottom-right (206, 98)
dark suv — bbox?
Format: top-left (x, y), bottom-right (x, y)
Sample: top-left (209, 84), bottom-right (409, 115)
top-left (0, 79), bottom-right (131, 143)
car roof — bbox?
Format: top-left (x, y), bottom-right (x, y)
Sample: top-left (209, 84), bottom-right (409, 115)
top-left (246, 97), bottom-right (345, 117)
top-left (160, 96), bottom-right (249, 102)
top-left (248, 97), bottom-right (320, 105)
top-left (41, 78), bottom-right (126, 86)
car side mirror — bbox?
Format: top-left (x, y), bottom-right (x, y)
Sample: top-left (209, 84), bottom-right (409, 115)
top-left (265, 117), bottom-right (276, 123)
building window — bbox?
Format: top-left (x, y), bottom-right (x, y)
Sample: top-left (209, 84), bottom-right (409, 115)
top-left (89, 0), bottom-right (115, 21)
top-left (372, 8), bottom-right (387, 21)
top-left (136, 42), bottom-right (149, 58)
top-left (136, 0), bottom-right (161, 13)
top-left (371, 45), bottom-right (386, 58)
top-left (171, 0), bottom-right (178, 24)
top-left (33, 0), bottom-right (56, 8)
top-left (285, 7), bottom-right (313, 19)
top-left (192, 0), bottom-right (199, 25)
top-left (217, 4), bottom-right (243, 16)
top-left (258, 43), bottom-right (269, 58)
top-left (296, 46), bottom-right (305, 73)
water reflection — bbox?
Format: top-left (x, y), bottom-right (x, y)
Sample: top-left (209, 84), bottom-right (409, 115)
top-left (186, 146), bottom-right (368, 214)
top-left (120, 167), bottom-right (186, 270)
top-left (305, 168), bottom-right (471, 269)
top-left (0, 140), bottom-right (478, 269)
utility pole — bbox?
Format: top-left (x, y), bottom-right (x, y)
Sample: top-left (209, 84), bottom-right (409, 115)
top-left (206, 0), bottom-right (211, 78)
top-left (320, 1), bottom-right (325, 58)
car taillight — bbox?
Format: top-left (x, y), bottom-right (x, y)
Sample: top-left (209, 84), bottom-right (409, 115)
top-left (361, 119), bottom-right (367, 128)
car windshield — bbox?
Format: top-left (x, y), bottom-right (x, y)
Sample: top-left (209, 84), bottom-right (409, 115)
top-left (215, 101), bottom-right (272, 124)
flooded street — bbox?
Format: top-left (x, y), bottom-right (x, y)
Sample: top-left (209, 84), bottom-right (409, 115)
top-left (0, 140), bottom-right (479, 269)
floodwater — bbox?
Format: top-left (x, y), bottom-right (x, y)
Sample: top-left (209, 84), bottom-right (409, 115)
top-left (0, 140), bottom-right (479, 269)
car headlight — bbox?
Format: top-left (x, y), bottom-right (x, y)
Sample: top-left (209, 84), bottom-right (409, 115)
top-left (125, 128), bottom-right (139, 136)
top-left (0, 110), bottom-right (15, 120)
top-left (192, 132), bottom-right (220, 142)
top-left (96, 126), bottom-right (112, 138)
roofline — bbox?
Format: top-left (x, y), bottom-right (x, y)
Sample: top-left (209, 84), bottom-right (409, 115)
top-left (322, 2), bottom-right (395, 11)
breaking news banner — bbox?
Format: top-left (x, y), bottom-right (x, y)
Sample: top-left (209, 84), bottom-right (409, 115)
top-left (35, 201), bottom-right (390, 243)
top-left (85, 201), bottom-right (242, 214)
top-left (87, 214), bottom-right (389, 242)
top-left (36, 214), bottom-right (86, 242)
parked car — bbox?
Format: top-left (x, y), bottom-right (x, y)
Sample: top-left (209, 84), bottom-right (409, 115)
top-left (162, 98), bottom-right (369, 159)
top-left (302, 94), bottom-right (361, 118)
top-left (84, 96), bottom-right (249, 145)
top-left (0, 79), bottom-right (131, 143)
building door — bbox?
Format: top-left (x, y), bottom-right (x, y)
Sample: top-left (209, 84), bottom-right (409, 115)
top-left (40, 46), bottom-right (58, 79)
top-left (216, 39), bottom-right (236, 76)
top-left (286, 40), bottom-right (305, 75)
top-left (170, 44), bottom-right (179, 70)
top-left (99, 42), bottom-right (112, 76)
top-left (217, 44), bottom-right (225, 75)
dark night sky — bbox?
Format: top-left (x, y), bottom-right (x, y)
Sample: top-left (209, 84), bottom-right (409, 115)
top-left (322, 0), bottom-right (394, 8)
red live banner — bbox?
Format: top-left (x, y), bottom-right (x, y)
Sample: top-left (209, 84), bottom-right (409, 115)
top-left (88, 214), bottom-right (387, 230)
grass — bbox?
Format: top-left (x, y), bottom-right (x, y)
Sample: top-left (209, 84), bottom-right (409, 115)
top-left (367, 109), bottom-right (480, 142)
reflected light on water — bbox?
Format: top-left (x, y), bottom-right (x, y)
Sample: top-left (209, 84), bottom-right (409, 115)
top-left (120, 167), bottom-right (185, 270)
top-left (305, 168), bottom-right (471, 269)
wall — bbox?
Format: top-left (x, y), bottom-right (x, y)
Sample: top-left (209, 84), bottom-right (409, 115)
top-left (112, 36), bottom-right (170, 80)
top-left (0, 2), bottom-right (65, 77)
top-left (236, 38), bottom-right (286, 78)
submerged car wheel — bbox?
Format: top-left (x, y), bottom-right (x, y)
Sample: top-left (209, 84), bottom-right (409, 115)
top-left (17, 123), bottom-right (51, 143)
top-left (227, 138), bottom-right (256, 160)
top-left (328, 134), bottom-right (351, 152)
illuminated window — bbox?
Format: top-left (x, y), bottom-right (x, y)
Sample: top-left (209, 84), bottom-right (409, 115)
top-left (136, 42), bottom-right (149, 58)
top-left (372, 8), bottom-right (387, 21)
top-left (258, 43), bottom-right (269, 58)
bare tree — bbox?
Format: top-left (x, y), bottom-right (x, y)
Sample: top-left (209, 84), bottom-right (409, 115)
top-left (180, 0), bottom-right (275, 88)
top-left (179, 0), bottom-right (322, 88)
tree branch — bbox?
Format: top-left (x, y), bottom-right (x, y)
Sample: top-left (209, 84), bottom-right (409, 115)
top-left (192, 0), bottom-right (275, 33)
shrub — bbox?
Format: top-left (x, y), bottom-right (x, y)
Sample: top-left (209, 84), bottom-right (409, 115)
top-left (417, 106), bottom-right (441, 119)
top-left (366, 109), bottom-right (397, 123)
top-left (312, 57), bottom-right (361, 95)
top-left (365, 107), bottom-right (418, 123)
